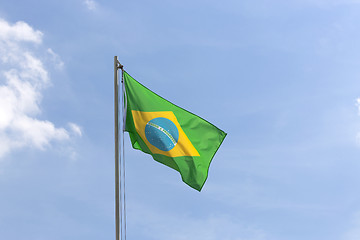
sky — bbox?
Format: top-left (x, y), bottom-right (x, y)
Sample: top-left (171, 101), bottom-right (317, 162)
top-left (1, 0), bottom-right (360, 239)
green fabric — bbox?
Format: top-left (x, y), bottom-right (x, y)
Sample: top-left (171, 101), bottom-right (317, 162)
top-left (123, 71), bottom-right (227, 191)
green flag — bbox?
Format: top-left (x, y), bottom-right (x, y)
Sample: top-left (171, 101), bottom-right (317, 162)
top-left (123, 71), bottom-right (227, 191)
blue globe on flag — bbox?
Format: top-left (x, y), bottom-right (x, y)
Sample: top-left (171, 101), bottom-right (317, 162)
top-left (145, 117), bottom-right (179, 151)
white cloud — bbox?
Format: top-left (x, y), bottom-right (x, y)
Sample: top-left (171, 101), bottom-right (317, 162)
top-left (84, 0), bottom-right (97, 10)
top-left (0, 18), bottom-right (80, 158)
top-left (0, 19), bottom-right (43, 44)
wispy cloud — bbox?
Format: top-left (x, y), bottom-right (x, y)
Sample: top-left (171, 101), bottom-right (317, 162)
top-left (84, 0), bottom-right (97, 11)
top-left (130, 203), bottom-right (266, 240)
top-left (356, 98), bottom-right (360, 114)
top-left (355, 98), bottom-right (360, 145)
top-left (47, 48), bottom-right (64, 70)
top-left (0, 18), bottom-right (80, 158)
top-left (68, 123), bottom-right (82, 137)
top-left (306, 0), bottom-right (360, 6)
top-left (342, 211), bottom-right (360, 240)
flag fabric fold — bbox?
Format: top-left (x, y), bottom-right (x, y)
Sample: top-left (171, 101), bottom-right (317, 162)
top-left (123, 71), bottom-right (226, 191)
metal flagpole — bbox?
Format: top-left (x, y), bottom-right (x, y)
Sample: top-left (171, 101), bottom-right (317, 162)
top-left (114, 56), bottom-right (120, 240)
top-left (114, 56), bottom-right (126, 240)
top-left (120, 62), bottom-right (127, 240)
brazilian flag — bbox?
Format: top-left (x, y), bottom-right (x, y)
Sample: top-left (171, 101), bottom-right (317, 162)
top-left (123, 71), bottom-right (227, 191)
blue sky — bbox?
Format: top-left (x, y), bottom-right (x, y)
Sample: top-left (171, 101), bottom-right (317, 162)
top-left (1, 0), bottom-right (360, 239)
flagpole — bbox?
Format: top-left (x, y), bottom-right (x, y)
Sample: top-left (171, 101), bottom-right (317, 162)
top-left (115, 56), bottom-right (126, 240)
top-left (120, 63), bottom-right (127, 240)
top-left (114, 56), bottom-right (120, 240)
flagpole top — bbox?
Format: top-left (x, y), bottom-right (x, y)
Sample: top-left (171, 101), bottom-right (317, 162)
top-left (114, 56), bottom-right (124, 70)
top-left (117, 61), bottom-right (124, 70)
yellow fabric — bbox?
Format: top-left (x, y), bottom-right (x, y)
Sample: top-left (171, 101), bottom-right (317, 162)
top-left (131, 110), bottom-right (200, 157)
